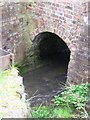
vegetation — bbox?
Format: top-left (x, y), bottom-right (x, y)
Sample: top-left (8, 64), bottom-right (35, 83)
top-left (0, 68), bottom-right (30, 119)
top-left (52, 107), bottom-right (72, 118)
top-left (0, 64), bottom-right (89, 119)
top-left (31, 83), bottom-right (90, 118)
top-left (31, 106), bottom-right (72, 118)
top-left (31, 106), bottom-right (51, 118)
top-left (53, 83), bottom-right (89, 108)
top-left (0, 67), bottom-right (89, 119)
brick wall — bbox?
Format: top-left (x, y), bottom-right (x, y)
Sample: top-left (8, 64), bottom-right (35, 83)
top-left (0, 1), bottom-right (26, 63)
top-left (0, 0), bottom-right (89, 84)
top-left (0, 41), bottom-right (2, 48)
top-left (27, 0), bottom-right (89, 84)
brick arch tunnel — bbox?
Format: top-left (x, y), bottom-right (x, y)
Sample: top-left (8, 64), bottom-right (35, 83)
top-left (33, 32), bottom-right (71, 67)
top-left (23, 31), bottom-right (71, 105)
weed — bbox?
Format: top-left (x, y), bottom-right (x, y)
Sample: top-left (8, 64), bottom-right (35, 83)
top-left (31, 106), bottom-right (51, 118)
top-left (53, 83), bottom-right (89, 110)
top-left (53, 107), bottom-right (72, 118)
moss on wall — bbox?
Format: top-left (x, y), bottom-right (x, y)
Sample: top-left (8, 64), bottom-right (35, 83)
top-left (15, 2), bottom-right (45, 72)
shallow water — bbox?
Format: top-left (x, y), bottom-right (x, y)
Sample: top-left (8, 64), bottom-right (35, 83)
top-left (23, 61), bottom-right (68, 106)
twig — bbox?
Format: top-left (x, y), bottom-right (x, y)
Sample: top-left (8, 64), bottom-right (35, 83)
top-left (56, 89), bottom-right (65, 95)
top-left (28, 93), bottom-right (56, 101)
top-left (59, 81), bottom-right (66, 86)
top-left (82, 107), bottom-right (89, 119)
top-left (32, 89), bottom-right (38, 96)
top-left (27, 94), bottom-right (42, 101)
top-left (26, 89), bottom-right (38, 101)
top-left (37, 101), bottom-right (44, 112)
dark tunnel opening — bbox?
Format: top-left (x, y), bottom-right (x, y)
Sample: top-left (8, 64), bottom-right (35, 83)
top-left (33, 32), bottom-right (71, 66)
top-left (23, 32), bottom-right (71, 106)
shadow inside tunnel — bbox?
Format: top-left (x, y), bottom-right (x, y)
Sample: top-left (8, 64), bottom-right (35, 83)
top-left (23, 32), bottom-right (71, 106)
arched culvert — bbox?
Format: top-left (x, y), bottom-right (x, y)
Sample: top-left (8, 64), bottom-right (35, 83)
top-left (23, 32), bottom-right (71, 105)
top-left (33, 32), bottom-right (71, 66)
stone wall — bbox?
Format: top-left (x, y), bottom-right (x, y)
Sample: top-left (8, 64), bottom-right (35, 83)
top-left (0, 0), bottom-right (89, 84)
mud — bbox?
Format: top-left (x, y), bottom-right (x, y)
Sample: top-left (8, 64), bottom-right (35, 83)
top-left (23, 61), bottom-right (68, 106)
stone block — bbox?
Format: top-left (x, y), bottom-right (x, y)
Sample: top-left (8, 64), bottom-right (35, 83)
top-left (0, 49), bottom-right (13, 70)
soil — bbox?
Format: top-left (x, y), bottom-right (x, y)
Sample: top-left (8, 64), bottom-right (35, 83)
top-left (23, 61), bottom-right (68, 107)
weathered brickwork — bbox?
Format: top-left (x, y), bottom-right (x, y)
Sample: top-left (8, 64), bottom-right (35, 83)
top-left (26, 0), bottom-right (89, 84)
top-left (0, 0), bottom-right (89, 84)
top-left (0, 1), bottom-right (26, 63)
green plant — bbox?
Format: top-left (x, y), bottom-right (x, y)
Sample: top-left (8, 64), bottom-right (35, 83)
top-left (53, 83), bottom-right (89, 110)
top-left (53, 107), bottom-right (72, 118)
top-left (53, 95), bottom-right (68, 107)
top-left (31, 106), bottom-right (51, 118)
top-left (31, 105), bottom-right (72, 118)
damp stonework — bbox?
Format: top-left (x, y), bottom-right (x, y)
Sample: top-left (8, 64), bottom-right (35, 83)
top-left (0, 0), bottom-right (89, 84)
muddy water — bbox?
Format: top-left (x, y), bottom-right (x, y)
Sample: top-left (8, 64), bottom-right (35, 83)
top-left (23, 61), bottom-right (68, 106)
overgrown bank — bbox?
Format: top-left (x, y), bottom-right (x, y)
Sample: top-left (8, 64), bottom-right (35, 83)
top-left (31, 83), bottom-right (90, 118)
top-left (0, 68), bottom-right (30, 119)
top-left (0, 67), bottom-right (89, 119)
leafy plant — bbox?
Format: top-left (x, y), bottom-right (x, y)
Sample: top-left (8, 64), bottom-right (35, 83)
top-left (53, 107), bottom-right (72, 118)
top-left (31, 106), bottom-right (51, 118)
top-left (53, 83), bottom-right (89, 110)
top-left (31, 105), bottom-right (72, 118)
